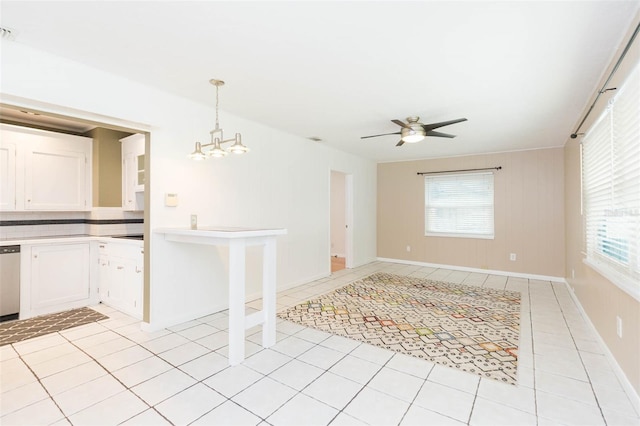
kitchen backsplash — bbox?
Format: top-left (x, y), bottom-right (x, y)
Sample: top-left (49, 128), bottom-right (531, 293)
top-left (0, 209), bottom-right (144, 239)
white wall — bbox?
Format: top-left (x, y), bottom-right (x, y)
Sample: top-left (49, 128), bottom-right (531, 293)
top-left (1, 41), bottom-right (377, 329)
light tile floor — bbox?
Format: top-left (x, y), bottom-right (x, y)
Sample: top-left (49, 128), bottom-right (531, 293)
top-left (1, 261), bottom-right (639, 425)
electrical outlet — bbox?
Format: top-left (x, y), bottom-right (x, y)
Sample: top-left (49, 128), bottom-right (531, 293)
top-left (190, 214), bottom-right (197, 230)
top-left (616, 316), bottom-right (623, 338)
top-left (406, 245), bottom-right (411, 252)
top-left (509, 253), bottom-right (517, 261)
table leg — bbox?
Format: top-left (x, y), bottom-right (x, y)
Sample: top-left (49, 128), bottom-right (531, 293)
top-left (228, 239), bottom-right (246, 365)
top-left (262, 237), bottom-right (277, 348)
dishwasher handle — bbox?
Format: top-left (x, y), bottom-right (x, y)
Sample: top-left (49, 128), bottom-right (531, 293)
top-left (1, 245), bottom-right (20, 254)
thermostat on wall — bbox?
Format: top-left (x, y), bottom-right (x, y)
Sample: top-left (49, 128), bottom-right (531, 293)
top-left (165, 193), bottom-right (178, 207)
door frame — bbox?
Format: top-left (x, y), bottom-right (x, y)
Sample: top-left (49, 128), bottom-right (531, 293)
top-left (330, 169), bottom-right (353, 270)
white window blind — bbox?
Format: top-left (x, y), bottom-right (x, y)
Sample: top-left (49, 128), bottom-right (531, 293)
top-left (424, 172), bottom-right (494, 239)
top-left (582, 63), bottom-right (640, 300)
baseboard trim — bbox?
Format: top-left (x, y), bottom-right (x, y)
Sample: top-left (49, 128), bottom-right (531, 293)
top-left (564, 282), bottom-right (640, 416)
top-left (376, 257), bottom-right (565, 282)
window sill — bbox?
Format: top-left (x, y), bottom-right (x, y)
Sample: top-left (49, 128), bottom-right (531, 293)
top-left (425, 232), bottom-right (494, 240)
top-left (583, 258), bottom-right (640, 302)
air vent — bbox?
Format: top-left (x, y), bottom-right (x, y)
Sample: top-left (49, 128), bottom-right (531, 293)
top-left (0, 27), bottom-right (16, 41)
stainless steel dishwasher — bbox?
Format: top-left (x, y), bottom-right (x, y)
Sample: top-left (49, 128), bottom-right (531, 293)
top-left (0, 245), bottom-right (20, 322)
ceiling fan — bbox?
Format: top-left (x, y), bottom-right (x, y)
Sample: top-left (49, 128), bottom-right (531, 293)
top-left (361, 116), bottom-right (468, 146)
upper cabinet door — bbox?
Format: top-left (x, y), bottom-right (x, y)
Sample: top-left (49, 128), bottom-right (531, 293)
top-left (0, 141), bottom-right (17, 210)
top-left (121, 133), bottom-right (145, 211)
top-left (24, 145), bottom-right (88, 210)
top-left (1, 123), bottom-right (92, 211)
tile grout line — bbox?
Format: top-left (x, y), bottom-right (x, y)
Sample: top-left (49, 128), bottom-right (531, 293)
top-left (257, 334), bottom-right (357, 424)
top-left (527, 278), bottom-right (539, 426)
top-left (324, 343), bottom-right (391, 425)
top-left (550, 281), bottom-right (608, 425)
top-left (66, 315), bottom-right (265, 425)
top-left (10, 332), bottom-right (72, 425)
top-left (466, 375), bottom-right (483, 425)
top-left (189, 315), bottom-right (352, 424)
top-left (57, 326), bottom-right (173, 425)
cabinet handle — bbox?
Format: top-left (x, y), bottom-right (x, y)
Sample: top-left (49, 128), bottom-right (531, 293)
top-left (117, 266), bottom-right (124, 270)
top-left (33, 254), bottom-right (38, 259)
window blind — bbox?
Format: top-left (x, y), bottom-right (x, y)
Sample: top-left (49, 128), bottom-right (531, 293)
top-left (582, 63), bottom-right (640, 299)
top-left (424, 172), bottom-right (494, 239)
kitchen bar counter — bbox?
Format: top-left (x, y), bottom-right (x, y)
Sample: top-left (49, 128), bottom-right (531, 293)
top-left (155, 226), bottom-right (287, 365)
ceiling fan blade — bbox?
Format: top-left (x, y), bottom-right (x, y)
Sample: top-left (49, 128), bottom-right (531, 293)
top-left (361, 131), bottom-right (401, 139)
top-left (425, 130), bottom-right (456, 138)
top-left (422, 118), bottom-right (468, 131)
top-left (396, 139), bottom-right (405, 146)
top-left (391, 119), bottom-right (412, 129)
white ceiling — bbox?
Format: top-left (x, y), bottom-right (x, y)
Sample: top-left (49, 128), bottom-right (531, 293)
top-left (1, 1), bottom-right (638, 162)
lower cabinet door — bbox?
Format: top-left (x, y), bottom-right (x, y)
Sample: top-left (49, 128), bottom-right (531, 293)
top-left (30, 243), bottom-right (91, 316)
top-left (124, 260), bottom-right (143, 319)
top-left (99, 254), bottom-right (142, 320)
top-left (106, 258), bottom-right (126, 310)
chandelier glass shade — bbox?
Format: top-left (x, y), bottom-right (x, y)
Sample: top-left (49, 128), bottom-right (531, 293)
top-left (189, 79), bottom-right (249, 160)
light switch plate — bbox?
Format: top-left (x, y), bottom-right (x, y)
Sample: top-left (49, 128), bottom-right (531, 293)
top-left (165, 193), bottom-right (178, 207)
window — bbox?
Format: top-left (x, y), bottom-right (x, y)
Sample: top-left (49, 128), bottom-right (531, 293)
top-left (424, 172), bottom-right (494, 239)
top-left (582, 63), bottom-right (640, 300)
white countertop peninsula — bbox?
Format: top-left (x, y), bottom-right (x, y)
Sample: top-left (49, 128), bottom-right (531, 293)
top-left (154, 226), bottom-right (287, 365)
top-left (155, 226), bottom-right (286, 241)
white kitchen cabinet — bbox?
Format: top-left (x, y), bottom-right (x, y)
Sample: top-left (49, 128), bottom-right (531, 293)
top-left (23, 242), bottom-right (94, 318)
top-left (121, 133), bottom-right (145, 211)
top-left (25, 144), bottom-right (89, 210)
top-left (98, 253), bottom-right (110, 301)
top-left (97, 240), bottom-right (143, 319)
top-left (0, 140), bottom-right (16, 210)
top-left (0, 123), bottom-right (92, 211)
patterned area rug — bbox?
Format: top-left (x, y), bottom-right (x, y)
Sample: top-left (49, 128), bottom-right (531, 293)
top-left (278, 272), bottom-right (521, 385)
top-left (0, 307), bottom-right (108, 346)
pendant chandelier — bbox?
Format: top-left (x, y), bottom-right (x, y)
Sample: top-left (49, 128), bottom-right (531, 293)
top-left (189, 79), bottom-right (249, 160)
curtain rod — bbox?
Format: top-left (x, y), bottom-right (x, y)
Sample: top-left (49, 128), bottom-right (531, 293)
top-left (570, 20), bottom-right (640, 139)
top-left (417, 166), bottom-right (502, 176)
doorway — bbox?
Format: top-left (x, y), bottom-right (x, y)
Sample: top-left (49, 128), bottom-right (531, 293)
top-left (330, 170), bottom-right (352, 273)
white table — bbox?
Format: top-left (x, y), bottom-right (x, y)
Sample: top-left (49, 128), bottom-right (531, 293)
top-left (155, 227), bottom-right (287, 365)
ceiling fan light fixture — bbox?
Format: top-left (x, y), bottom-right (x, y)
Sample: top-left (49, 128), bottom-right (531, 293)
top-left (401, 128), bottom-right (425, 143)
top-left (361, 115), bottom-right (467, 147)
